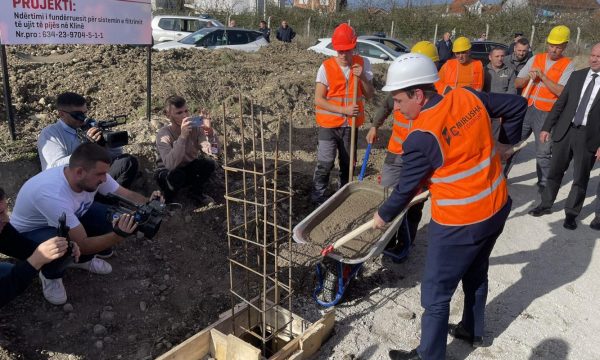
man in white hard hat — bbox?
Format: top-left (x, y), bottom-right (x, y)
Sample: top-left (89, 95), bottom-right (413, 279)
top-left (372, 53), bottom-right (527, 360)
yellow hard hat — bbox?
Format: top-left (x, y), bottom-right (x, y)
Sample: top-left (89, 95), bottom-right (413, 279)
top-left (411, 41), bottom-right (440, 62)
top-left (547, 25), bottom-right (570, 45)
top-left (452, 36), bottom-right (471, 52)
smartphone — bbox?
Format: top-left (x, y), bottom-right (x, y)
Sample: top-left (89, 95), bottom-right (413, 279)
top-left (189, 115), bottom-right (204, 127)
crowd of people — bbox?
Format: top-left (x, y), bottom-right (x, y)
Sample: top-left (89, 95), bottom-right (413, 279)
top-left (312, 23), bottom-right (599, 360)
top-left (1, 18), bottom-right (599, 360)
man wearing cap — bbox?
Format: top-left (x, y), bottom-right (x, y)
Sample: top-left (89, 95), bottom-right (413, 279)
top-left (366, 41), bottom-right (439, 254)
top-left (372, 53), bottom-right (527, 360)
top-left (508, 31), bottom-right (523, 55)
top-left (312, 23), bottom-right (375, 205)
top-left (515, 25), bottom-right (575, 194)
top-left (437, 36), bottom-right (484, 94)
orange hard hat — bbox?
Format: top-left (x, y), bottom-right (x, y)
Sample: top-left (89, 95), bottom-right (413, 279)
top-left (332, 23), bottom-right (357, 51)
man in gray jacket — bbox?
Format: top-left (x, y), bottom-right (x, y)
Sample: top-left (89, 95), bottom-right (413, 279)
top-left (484, 47), bottom-right (517, 94)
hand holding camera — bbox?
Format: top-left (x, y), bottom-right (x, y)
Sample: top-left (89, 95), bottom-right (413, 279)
top-left (112, 213), bottom-right (138, 238)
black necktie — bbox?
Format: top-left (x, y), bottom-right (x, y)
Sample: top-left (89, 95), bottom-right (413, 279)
top-left (573, 73), bottom-right (598, 126)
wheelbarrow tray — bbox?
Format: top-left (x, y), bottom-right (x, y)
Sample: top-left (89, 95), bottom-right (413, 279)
top-left (293, 181), bottom-right (408, 264)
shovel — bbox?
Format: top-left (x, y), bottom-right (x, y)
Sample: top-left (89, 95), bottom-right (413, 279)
top-left (502, 78), bottom-right (534, 176)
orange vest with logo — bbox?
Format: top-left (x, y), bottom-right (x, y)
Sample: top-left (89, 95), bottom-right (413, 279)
top-left (409, 88), bottom-right (508, 226)
top-left (315, 56), bottom-right (365, 128)
top-left (528, 53), bottom-right (571, 111)
top-left (439, 59), bottom-right (484, 93)
top-left (387, 111), bottom-right (413, 154)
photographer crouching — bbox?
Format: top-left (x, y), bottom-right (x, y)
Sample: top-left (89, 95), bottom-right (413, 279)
top-left (154, 96), bottom-right (218, 204)
top-left (0, 187), bottom-right (80, 307)
top-left (37, 92), bottom-right (139, 188)
top-left (9, 143), bottom-right (164, 305)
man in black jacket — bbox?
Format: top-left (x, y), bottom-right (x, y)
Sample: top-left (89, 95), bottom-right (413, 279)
top-left (276, 20), bottom-right (295, 43)
top-left (0, 187), bottom-right (79, 307)
top-left (435, 32), bottom-right (453, 66)
top-left (258, 20), bottom-right (270, 42)
top-left (529, 43), bottom-right (600, 230)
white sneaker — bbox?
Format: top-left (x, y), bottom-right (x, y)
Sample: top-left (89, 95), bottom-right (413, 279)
top-left (68, 258), bottom-right (112, 275)
top-left (39, 273), bottom-right (67, 305)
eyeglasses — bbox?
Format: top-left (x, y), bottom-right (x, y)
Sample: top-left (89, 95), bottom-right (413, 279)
top-left (59, 109), bottom-right (87, 122)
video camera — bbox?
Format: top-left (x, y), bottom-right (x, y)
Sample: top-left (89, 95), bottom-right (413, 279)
top-left (72, 112), bottom-right (129, 148)
top-left (104, 193), bottom-right (166, 239)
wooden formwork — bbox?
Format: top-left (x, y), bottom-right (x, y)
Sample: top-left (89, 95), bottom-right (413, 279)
top-left (156, 302), bottom-right (334, 360)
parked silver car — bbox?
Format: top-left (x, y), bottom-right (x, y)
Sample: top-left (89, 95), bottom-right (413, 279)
top-left (151, 15), bottom-right (224, 43)
top-left (153, 27), bottom-right (268, 52)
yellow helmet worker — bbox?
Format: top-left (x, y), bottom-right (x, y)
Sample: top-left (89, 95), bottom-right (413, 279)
top-left (411, 41), bottom-right (440, 62)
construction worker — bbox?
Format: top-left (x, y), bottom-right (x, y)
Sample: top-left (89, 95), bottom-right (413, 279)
top-left (367, 41), bottom-right (439, 254)
top-left (372, 53), bottom-right (527, 360)
top-left (514, 25), bottom-right (574, 194)
top-left (311, 23), bottom-right (375, 205)
top-left (437, 36), bottom-right (484, 94)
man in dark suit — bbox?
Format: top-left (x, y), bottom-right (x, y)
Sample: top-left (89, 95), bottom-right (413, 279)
top-left (529, 43), bottom-right (600, 230)
top-left (436, 32), bottom-right (453, 66)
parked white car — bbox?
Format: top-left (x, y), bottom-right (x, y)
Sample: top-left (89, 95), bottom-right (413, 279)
top-left (153, 27), bottom-right (268, 52)
top-left (151, 15), bottom-right (224, 43)
top-left (308, 38), bottom-right (404, 64)
top-left (357, 35), bottom-right (410, 53)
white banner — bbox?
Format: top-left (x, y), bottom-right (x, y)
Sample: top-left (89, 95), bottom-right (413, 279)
top-left (0, 0), bottom-right (152, 45)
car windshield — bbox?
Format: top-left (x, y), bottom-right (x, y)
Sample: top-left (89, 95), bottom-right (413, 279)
top-left (179, 27), bottom-right (214, 45)
top-left (378, 43), bottom-right (401, 57)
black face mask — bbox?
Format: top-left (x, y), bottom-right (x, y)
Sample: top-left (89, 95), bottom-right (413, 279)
top-left (67, 111), bottom-right (87, 122)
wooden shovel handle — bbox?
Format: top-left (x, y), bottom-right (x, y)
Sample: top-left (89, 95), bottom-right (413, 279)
top-left (522, 79), bottom-right (534, 99)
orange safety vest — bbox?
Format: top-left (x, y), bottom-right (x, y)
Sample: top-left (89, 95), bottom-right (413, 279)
top-left (387, 111), bottom-right (413, 154)
top-left (315, 56), bottom-right (366, 128)
top-left (438, 59), bottom-right (484, 92)
top-left (528, 53), bottom-right (571, 112)
top-left (409, 88), bottom-right (508, 226)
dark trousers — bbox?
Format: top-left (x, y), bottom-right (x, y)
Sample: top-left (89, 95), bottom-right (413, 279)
top-left (19, 202), bottom-right (113, 279)
top-left (154, 158), bottom-right (216, 202)
top-left (109, 154), bottom-right (138, 188)
top-left (311, 127), bottom-right (357, 203)
top-left (540, 126), bottom-right (596, 218)
top-left (417, 226), bottom-right (504, 360)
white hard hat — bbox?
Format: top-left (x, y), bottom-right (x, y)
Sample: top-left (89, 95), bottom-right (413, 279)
top-left (382, 53), bottom-right (439, 92)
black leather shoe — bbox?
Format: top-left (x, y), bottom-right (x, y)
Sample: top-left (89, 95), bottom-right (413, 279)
top-left (528, 206), bottom-right (551, 217)
top-left (448, 322), bottom-right (484, 347)
top-left (563, 216), bottom-right (577, 230)
top-left (590, 216), bottom-right (600, 231)
top-left (389, 349), bottom-right (421, 360)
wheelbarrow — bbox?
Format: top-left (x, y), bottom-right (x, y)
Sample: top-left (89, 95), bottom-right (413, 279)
top-left (293, 181), bottom-right (429, 307)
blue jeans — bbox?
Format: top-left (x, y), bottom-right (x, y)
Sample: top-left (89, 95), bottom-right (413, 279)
top-left (20, 202), bottom-right (113, 279)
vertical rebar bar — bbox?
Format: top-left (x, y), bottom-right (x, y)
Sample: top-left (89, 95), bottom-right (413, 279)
top-left (271, 114), bottom-right (281, 350)
top-left (240, 93), bottom-right (251, 334)
top-left (260, 111), bottom-right (268, 356)
top-left (223, 103), bottom-right (236, 335)
top-left (287, 114), bottom-right (293, 338)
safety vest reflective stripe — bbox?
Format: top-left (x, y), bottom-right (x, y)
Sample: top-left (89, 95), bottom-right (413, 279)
top-left (392, 135), bottom-right (404, 145)
top-left (393, 119), bottom-right (411, 129)
top-left (528, 95), bottom-right (555, 103)
top-left (437, 172), bottom-right (504, 206)
top-left (315, 109), bottom-right (364, 116)
top-left (430, 149), bottom-right (496, 184)
top-left (327, 96), bottom-right (366, 102)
